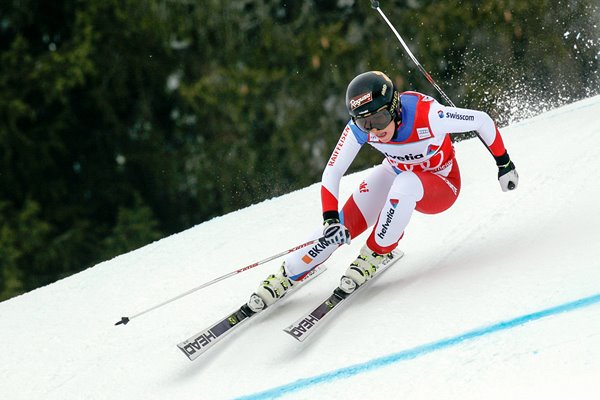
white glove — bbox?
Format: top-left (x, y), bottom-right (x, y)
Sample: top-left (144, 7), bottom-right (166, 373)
top-left (495, 152), bottom-right (519, 192)
top-left (499, 167), bottom-right (519, 192)
top-left (322, 218), bottom-right (351, 245)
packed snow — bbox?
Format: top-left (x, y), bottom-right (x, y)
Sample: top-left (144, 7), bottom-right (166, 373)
top-left (1, 96), bottom-right (600, 400)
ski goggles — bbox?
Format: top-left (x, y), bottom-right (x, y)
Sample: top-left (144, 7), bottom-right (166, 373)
top-left (352, 105), bottom-right (395, 132)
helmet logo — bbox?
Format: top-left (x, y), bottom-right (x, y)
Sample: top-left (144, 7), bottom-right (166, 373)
top-left (381, 84), bottom-right (388, 96)
top-left (349, 92), bottom-right (373, 111)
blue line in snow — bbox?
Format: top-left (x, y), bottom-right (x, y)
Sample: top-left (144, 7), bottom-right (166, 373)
top-left (235, 292), bottom-right (600, 400)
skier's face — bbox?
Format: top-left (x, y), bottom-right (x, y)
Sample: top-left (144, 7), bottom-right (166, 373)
top-left (370, 120), bottom-right (395, 142)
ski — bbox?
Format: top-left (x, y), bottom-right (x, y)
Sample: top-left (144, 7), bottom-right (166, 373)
top-left (177, 265), bottom-right (326, 360)
top-left (283, 249), bottom-right (404, 342)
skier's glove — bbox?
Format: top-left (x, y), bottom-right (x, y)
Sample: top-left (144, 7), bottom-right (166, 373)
top-left (495, 152), bottom-right (519, 192)
top-left (322, 217), bottom-right (351, 246)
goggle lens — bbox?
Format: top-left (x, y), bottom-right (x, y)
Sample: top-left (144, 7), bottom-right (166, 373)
top-left (353, 108), bottom-right (393, 132)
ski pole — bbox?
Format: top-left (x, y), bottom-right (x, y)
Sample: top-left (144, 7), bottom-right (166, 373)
top-left (370, 0), bottom-right (455, 107)
top-left (370, 0), bottom-right (491, 149)
top-left (115, 237), bottom-right (324, 326)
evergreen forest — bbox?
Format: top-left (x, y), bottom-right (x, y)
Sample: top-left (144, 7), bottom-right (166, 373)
top-left (1, 0), bottom-right (599, 300)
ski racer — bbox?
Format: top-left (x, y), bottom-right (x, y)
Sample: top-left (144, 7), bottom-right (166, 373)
top-left (247, 70), bottom-right (519, 312)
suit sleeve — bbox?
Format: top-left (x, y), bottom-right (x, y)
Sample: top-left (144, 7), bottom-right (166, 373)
top-left (321, 124), bottom-right (363, 219)
top-left (429, 105), bottom-right (507, 157)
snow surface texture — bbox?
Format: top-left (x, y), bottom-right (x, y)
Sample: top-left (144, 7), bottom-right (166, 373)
top-left (1, 96), bottom-right (600, 400)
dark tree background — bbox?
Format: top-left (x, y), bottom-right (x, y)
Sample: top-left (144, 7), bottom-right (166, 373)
top-left (1, 0), bottom-right (599, 300)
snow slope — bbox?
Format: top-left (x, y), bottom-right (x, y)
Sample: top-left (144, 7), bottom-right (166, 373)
top-left (1, 96), bottom-right (600, 400)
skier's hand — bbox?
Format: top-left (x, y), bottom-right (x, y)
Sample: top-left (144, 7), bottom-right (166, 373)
top-left (495, 152), bottom-right (519, 192)
top-left (322, 218), bottom-right (351, 245)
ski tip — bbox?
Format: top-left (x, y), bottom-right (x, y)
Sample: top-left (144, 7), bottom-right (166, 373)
top-left (370, 0), bottom-right (380, 9)
top-left (283, 327), bottom-right (307, 342)
top-left (115, 317), bottom-right (130, 326)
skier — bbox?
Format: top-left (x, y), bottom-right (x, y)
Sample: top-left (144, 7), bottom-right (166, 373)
top-left (247, 71), bottom-right (519, 312)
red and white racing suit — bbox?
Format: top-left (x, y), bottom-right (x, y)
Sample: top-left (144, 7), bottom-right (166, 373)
top-left (285, 91), bottom-right (508, 280)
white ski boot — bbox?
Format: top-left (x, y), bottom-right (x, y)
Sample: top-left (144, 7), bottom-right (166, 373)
top-left (247, 262), bottom-right (293, 313)
top-left (339, 244), bottom-right (393, 294)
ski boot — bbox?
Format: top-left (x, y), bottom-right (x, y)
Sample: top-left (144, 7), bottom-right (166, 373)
top-left (247, 262), bottom-right (293, 313)
top-left (339, 244), bottom-right (393, 294)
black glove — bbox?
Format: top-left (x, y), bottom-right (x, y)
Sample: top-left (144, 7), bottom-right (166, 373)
top-left (494, 152), bottom-right (519, 192)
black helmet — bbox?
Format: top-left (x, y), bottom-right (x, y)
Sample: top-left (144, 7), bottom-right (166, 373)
top-left (345, 71), bottom-right (400, 131)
